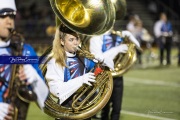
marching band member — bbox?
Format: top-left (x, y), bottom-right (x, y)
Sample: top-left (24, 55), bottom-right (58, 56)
top-left (45, 24), bottom-right (114, 120)
top-left (0, 0), bottom-right (48, 120)
top-left (89, 29), bottom-right (140, 120)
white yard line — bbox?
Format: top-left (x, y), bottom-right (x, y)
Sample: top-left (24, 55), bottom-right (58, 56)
top-left (125, 77), bottom-right (180, 87)
top-left (122, 110), bottom-right (176, 120)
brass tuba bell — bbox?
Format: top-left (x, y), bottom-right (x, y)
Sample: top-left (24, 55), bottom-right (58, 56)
top-left (50, 0), bottom-right (115, 35)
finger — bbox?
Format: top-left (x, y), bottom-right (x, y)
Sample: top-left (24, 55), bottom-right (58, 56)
top-left (107, 63), bottom-right (114, 70)
top-left (109, 66), bottom-right (114, 70)
top-left (8, 105), bottom-right (14, 111)
top-left (18, 68), bottom-right (23, 74)
top-left (88, 79), bottom-right (96, 83)
top-left (87, 72), bottom-right (95, 76)
top-left (110, 68), bottom-right (114, 70)
top-left (121, 51), bottom-right (127, 53)
top-left (88, 75), bottom-right (95, 79)
top-left (8, 106), bottom-right (14, 116)
top-left (18, 72), bottom-right (27, 81)
top-left (4, 114), bottom-right (13, 120)
top-left (85, 82), bottom-right (92, 86)
top-left (93, 59), bottom-right (98, 63)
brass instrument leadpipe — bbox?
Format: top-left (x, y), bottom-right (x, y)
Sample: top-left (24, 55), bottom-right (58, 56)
top-left (75, 46), bottom-right (95, 60)
top-left (75, 46), bottom-right (103, 64)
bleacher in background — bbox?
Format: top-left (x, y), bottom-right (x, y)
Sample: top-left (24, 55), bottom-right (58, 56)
top-left (15, 0), bottom-right (180, 45)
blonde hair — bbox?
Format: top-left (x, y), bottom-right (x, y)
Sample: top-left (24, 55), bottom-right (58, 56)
top-left (52, 27), bottom-right (66, 67)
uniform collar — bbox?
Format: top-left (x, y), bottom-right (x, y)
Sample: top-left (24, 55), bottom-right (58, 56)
top-left (65, 51), bottom-right (76, 57)
top-left (0, 40), bottom-right (10, 47)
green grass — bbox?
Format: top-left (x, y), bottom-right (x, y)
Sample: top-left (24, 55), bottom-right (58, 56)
top-left (27, 103), bottom-right (53, 120)
top-left (120, 113), bottom-right (159, 120)
top-left (26, 47), bottom-right (180, 120)
top-left (123, 73), bottom-right (180, 119)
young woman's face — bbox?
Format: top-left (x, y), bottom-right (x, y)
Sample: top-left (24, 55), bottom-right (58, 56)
top-left (61, 33), bottom-right (80, 53)
top-left (0, 15), bottom-right (15, 40)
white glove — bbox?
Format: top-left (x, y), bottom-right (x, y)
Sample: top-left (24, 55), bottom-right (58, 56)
top-left (93, 54), bottom-right (114, 70)
top-left (81, 72), bottom-right (96, 86)
top-left (23, 64), bottom-right (49, 109)
top-left (0, 103), bottom-right (10, 119)
top-left (118, 44), bottom-right (128, 53)
top-left (103, 58), bottom-right (114, 70)
top-left (93, 54), bottom-right (104, 63)
top-left (23, 64), bottom-right (40, 84)
top-left (122, 30), bottom-right (140, 48)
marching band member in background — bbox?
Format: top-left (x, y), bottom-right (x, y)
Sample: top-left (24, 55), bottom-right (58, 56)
top-left (0, 0), bottom-right (48, 120)
top-left (89, 29), bottom-right (140, 120)
top-left (154, 12), bottom-right (173, 65)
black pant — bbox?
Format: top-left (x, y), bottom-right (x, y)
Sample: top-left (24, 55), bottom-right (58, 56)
top-left (136, 49), bottom-right (142, 64)
top-left (15, 97), bottom-right (29, 120)
top-left (157, 36), bottom-right (172, 65)
top-left (101, 76), bottom-right (123, 120)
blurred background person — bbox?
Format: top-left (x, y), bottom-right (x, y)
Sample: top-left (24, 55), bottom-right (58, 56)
top-left (153, 12), bottom-right (173, 65)
top-left (0, 0), bottom-right (48, 120)
top-left (126, 14), bottom-right (140, 33)
top-left (133, 19), bottom-right (153, 65)
top-left (133, 20), bottom-right (144, 65)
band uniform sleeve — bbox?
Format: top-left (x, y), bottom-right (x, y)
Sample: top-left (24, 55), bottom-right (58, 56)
top-left (45, 58), bottom-right (84, 104)
top-left (23, 44), bottom-right (49, 109)
top-left (154, 21), bottom-right (163, 38)
top-left (90, 36), bottom-right (122, 61)
top-left (89, 35), bottom-right (104, 58)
